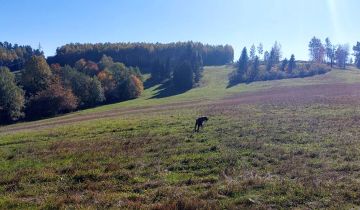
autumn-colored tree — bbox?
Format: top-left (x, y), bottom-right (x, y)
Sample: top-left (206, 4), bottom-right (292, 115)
top-left (97, 70), bottom-right (116, 99)
top-left (60, 66), bottom-right (105, 108)
top-left (50, 63), bottom-right (62, 74)
top-left (25, 76), bottom-right (78, 119)
top-left (75, 59), bottom-right (99, 76)
top-left (129, 75), bottom-right (144, 98)
top-left (74, 58), bottom-right (87, 70)
top-left (0, 67), bottom-right (25, 122)
top-left (21, 55), bottom-right (52, 96)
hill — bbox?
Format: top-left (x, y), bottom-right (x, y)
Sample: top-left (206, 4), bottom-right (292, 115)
top-left (1, 66), bottom-right (360, 209)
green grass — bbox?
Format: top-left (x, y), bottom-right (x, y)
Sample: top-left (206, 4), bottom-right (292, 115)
top-left (80, 65), bottom-right (360, 112)
top-left (1, 66), bottom-right (360, 209)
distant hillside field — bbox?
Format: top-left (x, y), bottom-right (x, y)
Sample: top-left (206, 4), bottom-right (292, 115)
top-left (2, 66), bottom-right (360, 209)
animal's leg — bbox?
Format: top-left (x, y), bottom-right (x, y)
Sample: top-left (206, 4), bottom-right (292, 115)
top-left (199, 122), bottom-right (203, 131)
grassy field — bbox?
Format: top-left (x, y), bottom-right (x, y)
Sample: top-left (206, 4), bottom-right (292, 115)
top-left (1, 66), bottom-right (360, 209)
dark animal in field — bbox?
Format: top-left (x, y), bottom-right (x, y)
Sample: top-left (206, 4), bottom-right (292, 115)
top-left (194, 116), bottom-right (208, 132)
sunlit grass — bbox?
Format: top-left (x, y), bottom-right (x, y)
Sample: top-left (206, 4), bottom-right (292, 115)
top-left (1, 66), bottom-right (360, 208)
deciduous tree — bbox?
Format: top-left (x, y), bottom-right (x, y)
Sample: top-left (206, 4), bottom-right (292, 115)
top-left (0, 67), bottom-right (25, 122)
top-left (21, 55), bottom-right (52, 96)
top-left (353, 42), bottom-right (360, 69)
top-left (325, 38), bottom-right (334, 67)
top-left (309, 37), bottom-right (325, 63)
top-left (335, 44), bottom-right (349, 69)
top-left (25, 76), bottom-right (78, 119)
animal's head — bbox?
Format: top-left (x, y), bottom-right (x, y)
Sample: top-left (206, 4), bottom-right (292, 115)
top-left (204, 117), bottom-right (209, 121)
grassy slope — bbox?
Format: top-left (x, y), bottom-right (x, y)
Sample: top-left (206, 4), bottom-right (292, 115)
top-left (3, 65), bottom-right (360, 132)
top-left (1, 66), bottom-right (360, 209)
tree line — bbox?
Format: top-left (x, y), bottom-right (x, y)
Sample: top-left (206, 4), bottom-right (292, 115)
top-left (307, 37), bottom-right (360, 70)
top-left (48, 42), bottom-right (233, 90)
top-left (0, 55), bottom-right (144, 123)
top-left (0, 42), bottom-right (42, 71)
top-left (308, 36), bottom-right (351, 69)
top-left (229, 37), bottom-right (360, 86)
top-left (47, 41), bottom-right (233, 75)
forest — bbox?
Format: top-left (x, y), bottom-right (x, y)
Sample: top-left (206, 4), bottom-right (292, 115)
top-left (0, 42), bottom-right (42, 71)
top-left (1, 38), bottom-right (360, 124)
top-left (0, 42), bottom-right (233, 123)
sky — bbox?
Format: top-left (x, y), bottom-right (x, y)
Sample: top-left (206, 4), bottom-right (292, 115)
top-left (1, 0), bottom-right (359, 60)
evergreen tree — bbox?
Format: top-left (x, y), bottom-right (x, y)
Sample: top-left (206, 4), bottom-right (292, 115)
top-left (264, 51), bottom-right (269, 62)
top-left (266, 49), bottom-right (276, 71)
top-left (325, 38), bottom-right (334, 67)
top-left (248, 56), bottom-right (259, 82)
top-left (280, 58), bottom-right (288, 72)
top-left (151, 58), bottom-right (163, 81)
top-left (335, 44), bottom-right (349, 69)
top-left (237, 47), bottom-right (249, 77)
top-left (257, 43), bottom-right (264, 57)
top-left (271, 41), bottom-right (282, 64)
top-left (288, 54), bottom-right (296, 73)
top-left (173, 60), bottom-right (194, 90)
top-left (250, 44), bottom-right (256, 61)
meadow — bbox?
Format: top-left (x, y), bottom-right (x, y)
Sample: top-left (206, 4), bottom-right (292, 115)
top-left (1, 66), bottom-right (360, 209)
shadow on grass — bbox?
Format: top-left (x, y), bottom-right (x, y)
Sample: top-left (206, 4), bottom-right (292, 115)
top-left (150, 79), bottom-right (189, 99)
top-left (143, 77), bottom-right (159, 89)
top-left (226, 81), bottom-right (242, 89)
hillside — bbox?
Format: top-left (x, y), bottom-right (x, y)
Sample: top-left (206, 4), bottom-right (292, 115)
top-left (2, 66), bottom-right (360, 209)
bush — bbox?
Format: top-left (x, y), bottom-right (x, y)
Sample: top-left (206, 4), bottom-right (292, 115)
top-left (228, 62), bottom-right (331, 86)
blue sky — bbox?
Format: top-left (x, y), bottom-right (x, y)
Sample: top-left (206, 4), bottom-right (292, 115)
top-left (1, 0), bottom-right (359, 60)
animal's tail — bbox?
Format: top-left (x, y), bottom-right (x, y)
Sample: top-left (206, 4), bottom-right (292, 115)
top-left (194, 122), bottom-right (197, 132)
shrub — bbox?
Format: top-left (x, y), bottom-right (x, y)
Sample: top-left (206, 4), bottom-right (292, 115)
top-left (229, 62), bottom-right (331, 85)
